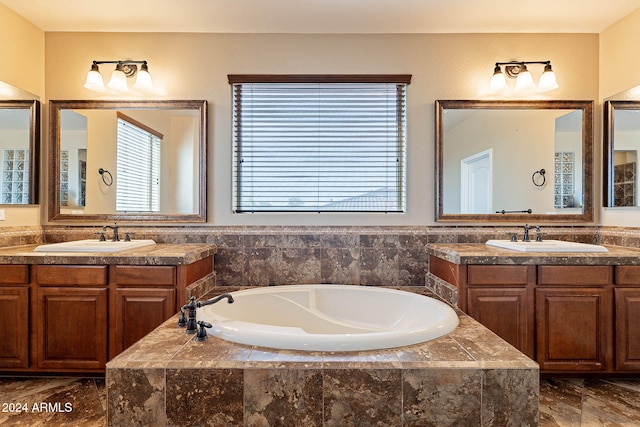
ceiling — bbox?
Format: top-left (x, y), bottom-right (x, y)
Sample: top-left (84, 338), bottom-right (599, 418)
top-left (2, 0), bottom-right (640, 34)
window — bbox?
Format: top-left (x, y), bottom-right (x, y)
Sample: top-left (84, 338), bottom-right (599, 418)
top-left (1, 148), bottom-right (29, 204)
top-left (230, 74), bottom-right (410, 212)
top-left (115, 113), bottom-right (162, 212)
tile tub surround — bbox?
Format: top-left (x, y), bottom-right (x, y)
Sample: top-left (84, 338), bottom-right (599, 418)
top-left (106, 287), bottom-right (539, 426)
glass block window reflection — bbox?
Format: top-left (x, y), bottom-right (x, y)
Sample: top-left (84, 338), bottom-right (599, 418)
top-left (60, 150), bottom-right (69, 207)
top-left (554, 151), bottom-right (574, 208)
top-left (1, 149), bottom-right (29, 204)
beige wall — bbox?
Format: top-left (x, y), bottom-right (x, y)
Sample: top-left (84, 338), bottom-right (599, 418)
top-left (0, 3), bottom-right (44, 227)
top-left (600, 7), bottom-right (640, 226)
top-left (44, 32), bottom-right (598, 226)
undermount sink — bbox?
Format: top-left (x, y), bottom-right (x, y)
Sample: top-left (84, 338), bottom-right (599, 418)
top-left (485, 239), bottom-right (609, 253)
top-left (34, 239), bottom-right (157, 253)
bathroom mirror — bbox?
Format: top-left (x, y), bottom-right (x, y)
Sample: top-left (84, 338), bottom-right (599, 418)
top-left (603, 100), bottom-right (640, 208)
top-left (48, 100), bottom-right (207, 222)
top-left (0, 99), bottom-right (40, 205)
top-left (436, 100), bottom-right (593, 222)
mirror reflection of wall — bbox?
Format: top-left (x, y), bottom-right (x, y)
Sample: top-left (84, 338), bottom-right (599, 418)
top-left (0, 82), bottom-right (41, 206)
top-left (59, 110), bottom-right (87, 212)
top-left (442, 108), bottom-right (583, 215)
top-left (612, 109), bottom-right (640, 207)
top-left (1, 108), bottom-right (31, 204)
top-left (553, 110), bottom-right (583, 212)
top-left (58, 108), bottom-right (200, 216)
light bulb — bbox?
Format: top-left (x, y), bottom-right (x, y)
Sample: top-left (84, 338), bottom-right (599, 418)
top-left (134, 62), bottom-right (154, 92)
top-left (83, 63), bottom-right (105, 92)
top-left (108, 63), bottom-right (129, 92)
top-left (537, 63), bottom-right (559, 92)
top-left (489, 65), bottom-right (507, 92)
top-left (515, 65), bottom-right (535, 92)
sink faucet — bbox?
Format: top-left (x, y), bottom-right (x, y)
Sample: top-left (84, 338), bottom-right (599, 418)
top-left (522, 224), bottom-right (542, 242)
top-left (102, 222), bottom-right (120, 242)
top-left (178, 294), bottom-right (235, 334)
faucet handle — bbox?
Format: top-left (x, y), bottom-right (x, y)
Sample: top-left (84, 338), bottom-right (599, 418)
top-left (195, 321), bottom-right (212, 342)
top-left (94, 231), bottom-right (106, 241)
top-left (124, 232), bottom-right (136, 241)
top-left (177, 306), bottom-right (187, 328)
top-left (534, 226), bottom-right (543, 242)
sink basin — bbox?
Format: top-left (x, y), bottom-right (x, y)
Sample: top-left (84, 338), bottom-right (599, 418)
top-left (34, 239), bottom-right (156, 253)
top-left (485, 239), bottom-right (608, 253)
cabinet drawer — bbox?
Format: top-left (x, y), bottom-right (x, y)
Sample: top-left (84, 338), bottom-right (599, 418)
top-left (113, 266), bottom-right (176, 286)
top-left (35, 265), bottom-right (108, 286)
top-left (468, 265), bottom-right (530, 286)
top-left (0, 265), bottom-right (29, 284)
top-left (538, 266), bottom-right (612, 286)
top-left (615, 266), bottom-right (640, 286)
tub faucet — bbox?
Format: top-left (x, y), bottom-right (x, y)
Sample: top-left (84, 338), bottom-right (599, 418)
top-left (178, 294), bottom-right (234, 334)
top-left (102, 222), bottom-right (120, 242)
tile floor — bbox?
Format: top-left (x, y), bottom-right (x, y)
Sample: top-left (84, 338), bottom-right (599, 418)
top-left (0, 376), bottom-right (638, 426)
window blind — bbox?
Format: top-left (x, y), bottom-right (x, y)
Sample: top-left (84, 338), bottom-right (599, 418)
top-left (115, 116), bottom-right (161, 212)
top-left (231, 75), bottom-right (409, 213)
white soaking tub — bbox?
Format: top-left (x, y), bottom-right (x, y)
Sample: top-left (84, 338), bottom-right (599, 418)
top-left (197, 284), bottom-right (459, 352)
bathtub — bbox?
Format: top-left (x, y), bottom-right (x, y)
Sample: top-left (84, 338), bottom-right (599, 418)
top-left (197, 285), bottom-right (459, 352)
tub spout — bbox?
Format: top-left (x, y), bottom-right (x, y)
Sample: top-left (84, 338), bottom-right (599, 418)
top-left (197, 293), bottom-right (234, 307)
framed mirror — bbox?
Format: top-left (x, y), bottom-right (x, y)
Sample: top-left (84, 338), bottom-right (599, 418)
top-left (435, 100), bottom-right (593, 222)
top-left (603, 100), bottom-right (640, 208)
top-left (0, 100), bottom-right (40, 205)
top-left (48, 100), bottom-right (207, 222)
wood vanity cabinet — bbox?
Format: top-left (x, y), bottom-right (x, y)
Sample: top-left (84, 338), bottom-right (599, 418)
top-left (0, 252), bottom-right (213, 374)
top-left (614, 266), bottom-right (640, 371)
top-left (110, 265), bottom-right (177, 357)
top-left (428, 256), bottom-right (632, 374)
top-left (466, 265), bottom-right (536, 359)
top-left (535, 266), bottom-right (613, 372)
top-left (0, 265), bottom-right (30, 369)
top-left (34, 265), bottom-right (109, 370)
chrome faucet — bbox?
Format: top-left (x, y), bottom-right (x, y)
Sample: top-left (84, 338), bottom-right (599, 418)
top-left (102, 222), bottom-right (120, 241)
top-left (522, 224), bottom-right (542, 242)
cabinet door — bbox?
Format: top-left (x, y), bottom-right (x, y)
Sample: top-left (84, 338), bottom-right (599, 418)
top-left (0, 287), bottom-right (29, 368)
top-left (615, 288), bottom-right (640, 371)
top-left (112, 288), bottom-right (176, 356)
top-left (35, 287), bottom-right (108, 370)
top-left (536, 287), bottom-right (610, 371)
top-left (467, 287), bottom-right (534, 359)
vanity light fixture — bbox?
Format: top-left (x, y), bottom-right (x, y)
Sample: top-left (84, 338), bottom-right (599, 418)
top-left (83, 60), bottom-right (154, 93)
top-left (489, 61), bottom-right (558, 93)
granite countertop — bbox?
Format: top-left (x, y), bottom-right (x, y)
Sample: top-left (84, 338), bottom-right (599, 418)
top-left (426, 243), bottom-right (640, 266)
top-left (0, 243), bottom-right (217, 265)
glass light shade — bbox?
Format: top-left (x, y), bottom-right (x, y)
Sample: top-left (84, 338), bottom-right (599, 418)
top-left (108, 66), bottom-right (129, 92)
top-left (489, 66), bottom-right (507, 92)
top-left (537, 65), bottom-right (559, 92)
top-left (515, 66), bottom-right (535, 92)
top-left (133, 64), bottom-right (153, 92)
top-left (83, 64), bottom-right (105, 92)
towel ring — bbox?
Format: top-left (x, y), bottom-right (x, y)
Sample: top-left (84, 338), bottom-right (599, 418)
top-left (532, 168), bottom-right (546, 187)
top-left (98, 168), bottom-right (113, 186)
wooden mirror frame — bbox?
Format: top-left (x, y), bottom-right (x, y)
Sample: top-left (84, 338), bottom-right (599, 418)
top-left (603, 100), bottom-right (640, 208)
top-left (48, 100), bottom-right (207, 222)
top-left (435, 99), bottom-right (594, 223)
